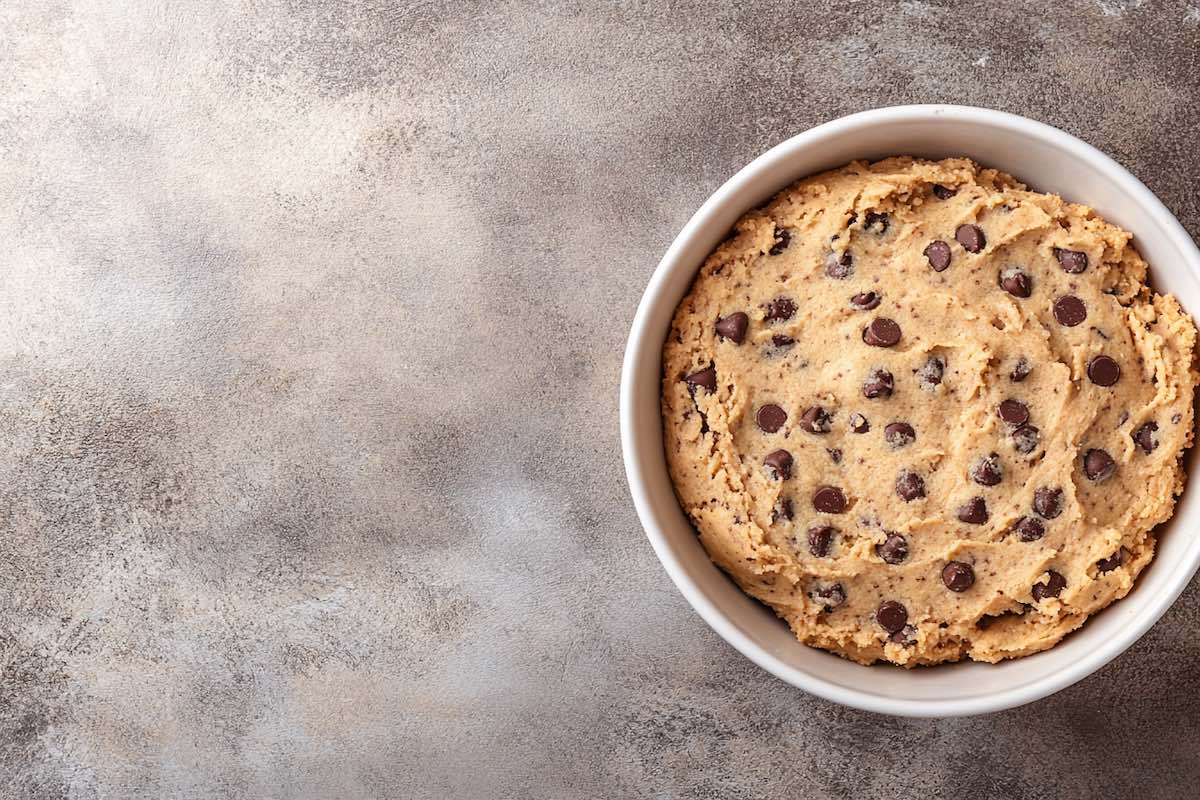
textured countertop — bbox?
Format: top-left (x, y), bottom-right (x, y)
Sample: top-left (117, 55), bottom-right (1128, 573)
top-left (3, 2), bottom-right (1199, 798)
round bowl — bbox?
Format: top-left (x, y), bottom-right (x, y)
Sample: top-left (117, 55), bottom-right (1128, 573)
top-left (620, 104), bottom-right (1200, 717)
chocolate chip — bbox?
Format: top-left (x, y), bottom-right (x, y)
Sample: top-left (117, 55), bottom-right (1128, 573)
top-left (1053, 295), bottom-right (1087, 327)
top-left (998, 267), bottom-right (1031, 298)
top-left (1012, 516), bottom-right (1045, 542)
top-left (957, 496), bottom-right (988, 524)
top-left (826, 447), bottom-right (842, 464)
top-left (769, 228), bottom-right (791, 255)
top-left (1087, 355), bottom-right (1120, 386)
top-left (885, 422), bottom-right (916, 448)
top-left (997, 399), bottom-right (1029, 425)
top-left (876, 601), bottom-right (908, 633)
top-left (862, 368), bottom-right (894, 399)
top-left (1097, 550), bottom-right (1124, 573)
top-left (890, 625), bottom-right (917, 646)
top-left (942, 561), bottom-right (975, 592)
top-left (772, 497), bottom-right (793, 523)
top-left (812, 486), bottom-right (847, 514)
top-left (1011, 424), bottom-right (1040, 455)
top-left (1054, 247), bottom-right (1088, 274)
top-left (849, 412), bottom-right (870, 433)
top-left (895, 470), bottom-right (926, 501)
top-left (924, 240), bottom-right (952, 272)
top-left (850, 291), bottom-right (881, 310)
top-left (932, 184), bottom-right (957, 199)
top-left (917, 356), bottom-right (944, 390)
top-left (970, 453), bottom-right (1003, 486)
top-left (1032, 570), bottom-right (1066, 601)
top-left (955, 224), bottom-right (986, 253)
top-left (756, 404), bottom-right (787, 433)
top-left (800, 406), bottom-right (832, 434)
top-left (825, 251), bottom-right (853, 279)
top-left (764, 450), bottom-right (793, 480)
top-left (684, 365), bottom-right (716, 394)
top-left (770, 334), bottom-right (795, 347)
top-left (864, 211), bottom-right (890, 234)
top-left (1033, 486), bottom-right (1064, 519)
top-left (1083, 448), bottom-right (1115, 481)
top-left (1133, 421), bottom-right (1159, 454)
top-left (811, 582), bottom-right (846, 611)
top-left (876, 533), bottom-right (908, 564)
top-left (1010, 357), bottom-right (1032, 382)
top-left (808, 525), bottom-right (836, 557)
top-left (764, 296), bottom-right (796, 322)
top-left (715, 312), bottom-right (749, 343)
top-left (863, 318), bottom-right (902, 347)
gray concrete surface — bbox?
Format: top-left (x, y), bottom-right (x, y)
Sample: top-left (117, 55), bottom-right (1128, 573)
top-left (2, 1), bottom-right (1199, 798)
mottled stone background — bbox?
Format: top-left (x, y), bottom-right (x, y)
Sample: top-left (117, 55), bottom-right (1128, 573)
top-left (2, 1), bottom-right (1198, 798)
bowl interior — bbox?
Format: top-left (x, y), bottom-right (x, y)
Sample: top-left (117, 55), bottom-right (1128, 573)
top-left (623, 106), bottom-right (1200, 715)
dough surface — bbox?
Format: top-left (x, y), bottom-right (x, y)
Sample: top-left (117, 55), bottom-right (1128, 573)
top-left (661, 157), bottom-right (1197, 666)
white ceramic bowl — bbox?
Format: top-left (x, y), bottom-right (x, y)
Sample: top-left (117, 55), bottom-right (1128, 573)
top-left (620, 104), bottom-right (1200, 717)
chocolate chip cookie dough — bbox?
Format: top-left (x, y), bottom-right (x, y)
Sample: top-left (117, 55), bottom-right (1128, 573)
top-left (662, 157), bottom-right (1197, 666)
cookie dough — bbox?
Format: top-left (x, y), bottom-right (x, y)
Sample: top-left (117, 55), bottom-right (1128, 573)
top-left (662, 157), bottom-right (1197, 666)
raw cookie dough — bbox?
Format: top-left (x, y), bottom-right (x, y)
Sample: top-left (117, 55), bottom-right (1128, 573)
top-left (662, 157), bottom-right (1197, 666)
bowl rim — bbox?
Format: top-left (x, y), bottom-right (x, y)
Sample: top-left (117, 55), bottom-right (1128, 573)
top-left (619, 103), bottom-right (1200, 717)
